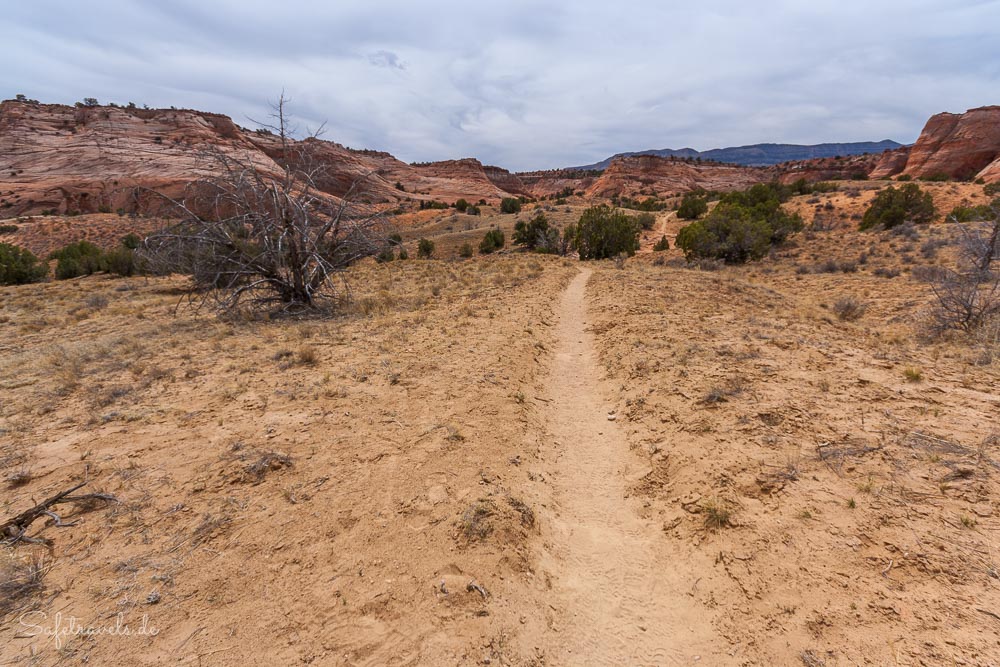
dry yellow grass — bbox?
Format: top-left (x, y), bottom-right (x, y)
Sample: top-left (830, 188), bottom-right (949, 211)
top-left (1, 179), bottom-right (998, 664)
top-left (0, 255), bottom-right (576, 665)
top-left (586, 240), bottom-right (999, 663)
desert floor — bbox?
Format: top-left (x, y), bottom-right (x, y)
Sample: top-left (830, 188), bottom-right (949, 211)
top-left (2, 183), bottom-right (999, 666)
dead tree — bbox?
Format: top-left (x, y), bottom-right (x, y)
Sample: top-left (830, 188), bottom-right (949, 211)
top-left (140, 95), bottom-right (389, 316)
top-left (1, 481), bottom-right (117, 545)
top-left (931, 199), bottom-right (1000, 333)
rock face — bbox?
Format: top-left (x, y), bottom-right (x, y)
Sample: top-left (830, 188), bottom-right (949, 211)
top-left (904, 106), bottom-right (1000, 180)
top-left (979, 156), bottom-right (1000, 183)
top-left (872, 106), bottom-right (1000, 182)
top-left (586, 155), bottom-right (766, 198)
top-left (516, 169), bottom-right (601, 198)
top-left (0, 101), bottom-right (419, 216)
top-left (0, 102), bottom-right (527, 217)
top-left (17, 99), bottom-right (972, 220)
top-left (483, 165), bottom-right (530, 197)
top-left (868, 147), bottom-right (912, 179)
top-left (775, 151), bottom-right (899, 184)
top-left (0, 100), bottom-right (780, 218)
top-left (405, 159), bottom-right (515, 202)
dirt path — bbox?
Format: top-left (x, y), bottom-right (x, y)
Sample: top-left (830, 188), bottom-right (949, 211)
top-left (639, 210), bottom-right (676, 252)
top-left (531, 268), bottom-right (721, 665)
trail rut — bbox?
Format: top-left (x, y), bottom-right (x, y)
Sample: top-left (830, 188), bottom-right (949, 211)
top-left (532, 268), bottom-right (721, 666)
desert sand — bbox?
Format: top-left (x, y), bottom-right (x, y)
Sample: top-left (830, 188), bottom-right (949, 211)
top-left (3, 177), bottom-right (999, 665)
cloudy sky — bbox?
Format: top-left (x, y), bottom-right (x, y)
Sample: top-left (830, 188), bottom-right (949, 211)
top-left (4, 1), bottom-right (999, 170)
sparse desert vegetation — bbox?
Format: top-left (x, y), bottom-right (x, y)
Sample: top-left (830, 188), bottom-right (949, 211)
top-left (3, 176), bottom-right (998, 664)
top-left (2, 74), bottom-right (1000, 666)
top-left (1, 255), bottom-right (578, 664)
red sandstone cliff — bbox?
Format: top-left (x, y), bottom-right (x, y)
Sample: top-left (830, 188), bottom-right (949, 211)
top-left (0, 102), bottom-right (526, 216)
top-left (587, 155), bottom-right (766, 198)
top-left (902, 106), bottom-right (1000, 181)
top-left (866, 106), bottom-right (1000, 182)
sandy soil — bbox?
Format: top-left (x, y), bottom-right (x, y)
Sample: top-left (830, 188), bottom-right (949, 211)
top-left (585, 247), bottom-right (1000, 664)
top-left (2, 181), bottom-right (999, 665)
top-left (526, 269), bottom-right (722, 664)
top-left (1, 257), bottom-right (579, 665)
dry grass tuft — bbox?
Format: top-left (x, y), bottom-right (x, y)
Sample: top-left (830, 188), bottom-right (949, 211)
top-left (4, 468), bottom-right (34, 488)
top-left (296, 346), bottom-right (318, 366)
top-left (832, 296), bottom-right (868, 321)
top-left (0, 552), bottom-right (46, 618)
top-left (702, 498), bottom-right (733, 530)
top-left (459, 499), bottom-right (495, 541)
top-left (507, 496), bottom-right (535, 528)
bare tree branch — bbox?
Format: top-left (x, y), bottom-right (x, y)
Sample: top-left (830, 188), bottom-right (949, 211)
top-left (931, 199), bottom-right (1000, 333)
top-left (139, 94), bottom-right (391, 316)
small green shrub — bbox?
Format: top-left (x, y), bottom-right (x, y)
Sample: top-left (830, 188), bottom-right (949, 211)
top-left (0, 224), bottom-right (19, 234)
top-left (677, 211), bottom-right (771, 263)
top-left (479, 228), bottom-right (505, 254)
top-left (102, 246), bottom-right (139, 277)
top-left (634, 211), bottom-right (657, 230)
top-left (920, 173), bottom-right (951, 182)
top-left (984, 182), bottom-right (1000, 197)
top-left (453, 199), bottom-right (469, 213)
top-left (795, 180), bottom-right (839, 194)
top-left (417, 238), bottom-right (435, 259)
top-left (675, 182), bottom-right (803, 264)
top-left (50, 240), bottom-right (104, 279)
top-left (677, 193), bottom-right (708, 220)
top-left (513, 212), bottom-right (554, 251)
top-left (653, 235), bottom-right (670, 251)
top-left (614, 195), bottom-right (667, 212)
top-left (859, 183), bottom-right (936, 230)
top-left (500, 197), bottom-right (522, 214)
top-left (573, 205), bottom-right (641, 260)
top-left (0, 242), bottom-right (48, 285)
top-left (49, 239), bottom-right (143, 278)
top-left (948, 204), bottom-right (994, 222)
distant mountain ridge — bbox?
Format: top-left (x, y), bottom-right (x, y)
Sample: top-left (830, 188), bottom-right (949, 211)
top-left (572, 140), bottom-right (904, 170)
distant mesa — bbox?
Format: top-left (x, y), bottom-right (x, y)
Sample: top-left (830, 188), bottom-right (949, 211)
top-left (570, 140), bottom-right (905, 171)
top-left (0, 99), bottom-right (997, 220)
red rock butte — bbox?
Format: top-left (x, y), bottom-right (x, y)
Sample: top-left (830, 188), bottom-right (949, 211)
top-left (0, 100), bottom-right (997, 218)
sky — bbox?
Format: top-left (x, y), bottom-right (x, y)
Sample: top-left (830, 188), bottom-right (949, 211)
top-left (4, 1), bottom-right (1000, 171)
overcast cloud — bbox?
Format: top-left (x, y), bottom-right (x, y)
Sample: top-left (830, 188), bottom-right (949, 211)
top-left (4, 1), bottom-right (999, 170)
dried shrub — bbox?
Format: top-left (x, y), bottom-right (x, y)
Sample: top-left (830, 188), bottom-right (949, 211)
top-left (141, 95), bottom-right (387, 316)
top-left (929, 210), bottom-right (1000, 333)
top-left (0, 553), bottom-right (45, 618)
top-left (832, 296), bottom-right (867, 321)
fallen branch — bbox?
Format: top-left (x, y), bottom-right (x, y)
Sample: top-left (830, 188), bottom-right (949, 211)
top-left (978, 608), bottom-right (1000, 623)
top-left (1, 481), bottom-right (117, 545)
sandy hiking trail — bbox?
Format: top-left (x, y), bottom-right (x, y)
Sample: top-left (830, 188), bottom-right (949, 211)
top-left (639, 210), bottom-right (676, 252)
top-left (529, 268), bottom-right (722, 666)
